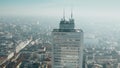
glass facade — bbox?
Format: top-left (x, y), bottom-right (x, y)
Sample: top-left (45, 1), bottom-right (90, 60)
top-left (52, 31), bottom-right (83, 68)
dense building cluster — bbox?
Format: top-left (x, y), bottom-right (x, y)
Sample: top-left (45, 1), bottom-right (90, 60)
top-left (0, 16), bottom-right (120, 68)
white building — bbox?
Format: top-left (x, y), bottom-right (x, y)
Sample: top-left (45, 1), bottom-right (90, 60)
top-left (52, 13), bottom-right (84, 68)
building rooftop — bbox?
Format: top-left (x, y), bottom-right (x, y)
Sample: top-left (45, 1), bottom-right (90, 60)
top-left (52, 29), bottom-right (83, 32)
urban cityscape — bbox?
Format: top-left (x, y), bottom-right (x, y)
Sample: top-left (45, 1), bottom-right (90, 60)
top-left (0, 0), bottom-right (120, 68)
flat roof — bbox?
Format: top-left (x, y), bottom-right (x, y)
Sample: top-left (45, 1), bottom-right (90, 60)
top-left (52, 29), bottom-right (83, 32)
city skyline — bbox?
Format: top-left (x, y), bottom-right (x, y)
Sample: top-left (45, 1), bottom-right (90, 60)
top-left (0, 1), bottom-right (120, 67)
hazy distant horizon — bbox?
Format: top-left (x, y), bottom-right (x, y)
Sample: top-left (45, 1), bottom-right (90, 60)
top-left (0, 0), bottom-right (120, 34)
top-left (0, 0), bottom-right (120, 18)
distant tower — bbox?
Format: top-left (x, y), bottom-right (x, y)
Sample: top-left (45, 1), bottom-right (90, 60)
top-left (52, 11), bottom-right (84, 68)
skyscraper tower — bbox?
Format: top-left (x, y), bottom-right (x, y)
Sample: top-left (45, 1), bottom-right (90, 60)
top-left (52, 12), bottom-right (84, 68)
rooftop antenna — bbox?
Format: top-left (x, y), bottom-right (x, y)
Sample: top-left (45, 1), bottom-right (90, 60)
top-left (71, 8), bottom-right (73, 19)
top-left (63, 9), bottom-right (65, 20)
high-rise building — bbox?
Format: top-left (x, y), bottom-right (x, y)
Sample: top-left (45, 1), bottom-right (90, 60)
top-left (52, 12), bottom-right (84, 68)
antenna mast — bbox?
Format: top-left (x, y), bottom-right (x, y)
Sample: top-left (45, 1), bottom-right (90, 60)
top-left (71, 8), bottom-right (73, 19)
top-left (63, 9), bottom-right (65, 20)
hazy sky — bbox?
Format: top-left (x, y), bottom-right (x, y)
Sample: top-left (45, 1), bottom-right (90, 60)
top-left (0, 0), bottom-right (120, 18)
